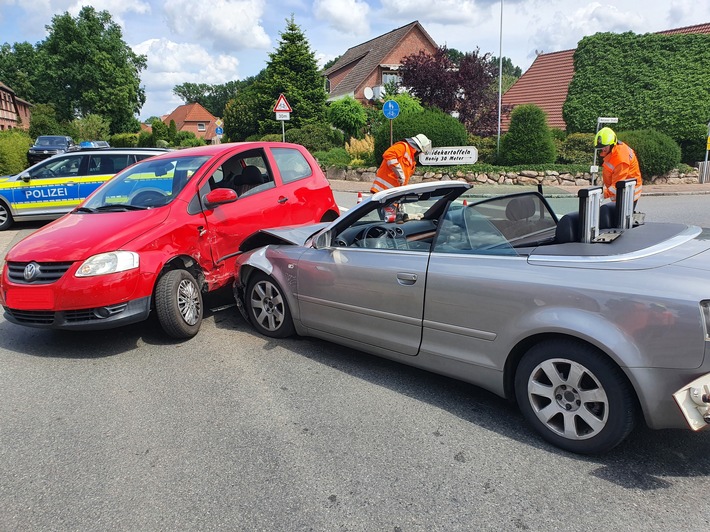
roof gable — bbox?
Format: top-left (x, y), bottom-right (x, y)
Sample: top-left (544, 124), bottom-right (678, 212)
top-left (323, 21), bottom-right (438, 99)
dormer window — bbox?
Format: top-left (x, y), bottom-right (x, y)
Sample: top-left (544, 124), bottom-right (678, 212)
top-left (197, 123), bottom-right (206, 132)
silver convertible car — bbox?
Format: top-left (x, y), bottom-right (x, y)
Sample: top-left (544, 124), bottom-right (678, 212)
top-left (233, 180), bottom-right (710, 454)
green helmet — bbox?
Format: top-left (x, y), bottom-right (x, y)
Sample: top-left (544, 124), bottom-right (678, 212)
top-left (595, 127), bottom-right (617, 148)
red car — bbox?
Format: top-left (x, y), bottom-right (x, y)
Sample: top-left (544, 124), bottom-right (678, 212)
top-left (0, 142), bottom-right (339, 338)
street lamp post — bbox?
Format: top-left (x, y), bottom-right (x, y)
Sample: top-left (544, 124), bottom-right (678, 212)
top-left (496, 0), bottom-right (503, 157)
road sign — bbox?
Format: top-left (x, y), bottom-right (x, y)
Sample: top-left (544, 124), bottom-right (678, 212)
top-left (382, 100), bottom-right (400, 120)
top-left (597, 117), bottom-right (618, 124)
top-left (273, 94), bottom-right (292, 113)
top-left (419, 146), bottom-right (478, 165)
top-left (215, 127), bottom-right (223, 135)
top-left (275, 112), bottom-right (290, 121)
top-left (215, 118), bottom-right (223, 127)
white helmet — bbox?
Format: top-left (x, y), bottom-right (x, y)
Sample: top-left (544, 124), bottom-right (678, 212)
top-left (407, 134), bottom-right (432, 153)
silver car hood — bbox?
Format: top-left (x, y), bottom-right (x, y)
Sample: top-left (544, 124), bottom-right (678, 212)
top-left (239, 222), bottom-right (328, 251)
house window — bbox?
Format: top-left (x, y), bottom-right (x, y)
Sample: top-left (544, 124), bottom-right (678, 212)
top-left (382, 71), bottom-right (401, 85)
top-left (197, 123), bottom-right (206, 132)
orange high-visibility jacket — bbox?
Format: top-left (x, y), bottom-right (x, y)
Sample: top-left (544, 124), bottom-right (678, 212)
top-left (601, 141), bottom-right (642, 202)
top-left (370, 141), bottom-right (418, 194)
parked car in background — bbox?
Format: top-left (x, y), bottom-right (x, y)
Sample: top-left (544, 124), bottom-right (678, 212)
top-left (0, 142), bottom-right (340, 339)
top-left (27, 135), bottom-right (79, 165)
top-left (0, 148), bottom-right (168, 230)
top-left (233, 181), bottom-right (710, 454)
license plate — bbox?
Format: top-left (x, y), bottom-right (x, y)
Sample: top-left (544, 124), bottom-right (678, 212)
top-left (673, 373), bottom-right (710, 431)
top-left (5, 287), bottom-right (55, 309)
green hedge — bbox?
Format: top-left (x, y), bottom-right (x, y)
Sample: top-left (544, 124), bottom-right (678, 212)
top-left (0, 130), bottom-right (32, 174)
top-left (618, 129), bottom-right (681, 181)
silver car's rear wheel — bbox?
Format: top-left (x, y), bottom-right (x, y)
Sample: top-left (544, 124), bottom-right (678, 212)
top-left (515, 339), bottom-right (636, 454)
top-left (246, 272), bottom-right (295, 338)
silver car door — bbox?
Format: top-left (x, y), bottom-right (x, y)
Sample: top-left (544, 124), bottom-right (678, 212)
top-left (296, 246), bottom-right (429, 356)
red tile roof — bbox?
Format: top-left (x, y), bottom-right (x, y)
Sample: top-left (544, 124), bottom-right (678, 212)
top-left (501, 49), bottom-right (575, 132)
top-left (501, 22), bottom-right (710, 132)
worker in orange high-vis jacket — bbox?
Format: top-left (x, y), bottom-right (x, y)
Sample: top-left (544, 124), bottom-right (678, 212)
top-left (595, 127), bottom-right (642, 207)
top-left (370, 134), bottom-right (432, 194)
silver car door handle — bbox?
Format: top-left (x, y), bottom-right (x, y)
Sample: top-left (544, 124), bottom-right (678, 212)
top-left (396, 272), bottom-right (418, 285)
top-left (277, 196), bottom-right (288, 204)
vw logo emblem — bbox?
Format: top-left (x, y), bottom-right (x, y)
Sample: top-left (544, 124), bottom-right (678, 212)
top-left (24, 262), bottom-right (40, 281)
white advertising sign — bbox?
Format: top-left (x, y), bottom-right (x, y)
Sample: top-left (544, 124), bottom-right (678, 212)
top-left (419, 146), bottom-right (478, 165)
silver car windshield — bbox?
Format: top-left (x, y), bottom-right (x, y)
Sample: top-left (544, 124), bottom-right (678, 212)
top-left (82, 155), bottom-right (210, 209)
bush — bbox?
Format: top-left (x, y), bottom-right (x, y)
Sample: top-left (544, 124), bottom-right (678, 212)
top-left (313, 147), bottom-right (351, 167)
top-left (137, 131), bottom-right (154, 147)
top-left (557, 132), bottom-right (595, 164)
top-left (156, 139), bottom-right (170, 148)
top-left (373, 106), bottom-right (467, 164)
top-left (109, 133), bottom-right (139, 147)
top-left (618, 129), bottom-right (681, 180)
top-left (327, 96), bottom-right (367, 139)
top-left (500, 104), bottom-right (556, 165)
top-left (178, 137), bottom-right (206, 147)
top-left (467, 134), bottom-right (498, 164)
top-left (0, 129), bottom-right (32, 174)
top-left (286, 123), bottom-right (344, 152)
top-left (260, 134), bottom-right (283, 142)
top-left (345, 135), bottom-right (375, 165)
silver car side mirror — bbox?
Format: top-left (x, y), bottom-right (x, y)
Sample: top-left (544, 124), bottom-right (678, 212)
top-left (313, 229), bottom-right (332, 249)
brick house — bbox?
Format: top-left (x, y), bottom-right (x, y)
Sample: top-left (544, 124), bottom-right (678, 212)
top-left (0, 82), bottom-right (31, 131)
top-left (322, 21), bottom-right (438, 104)
top-left (501, 22), bottom-right (710, 132)
top-left (162, 102), bottom-right (218, 143)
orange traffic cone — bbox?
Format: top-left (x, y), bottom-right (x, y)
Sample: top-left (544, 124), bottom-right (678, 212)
top-left (357, 191), bottom-right (363, 203)
top-left (463, 199), bottom-right (468, 206)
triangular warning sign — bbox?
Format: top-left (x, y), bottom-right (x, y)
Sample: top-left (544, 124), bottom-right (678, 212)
top-left (273, 94), bottom-right (292, 112)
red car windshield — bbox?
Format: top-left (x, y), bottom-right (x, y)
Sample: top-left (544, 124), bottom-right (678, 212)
top-left (82, 155), bottom-right (210, 209)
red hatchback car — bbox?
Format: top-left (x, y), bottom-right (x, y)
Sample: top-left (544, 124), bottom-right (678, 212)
top-left (0, 142), bottom-right (339, 338)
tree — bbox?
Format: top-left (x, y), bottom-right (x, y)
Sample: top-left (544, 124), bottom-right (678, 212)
top-left (173, 81), bottom-right (241, 117)
top-left (29, 104), bottom-right (62, 139)
top-left (327, 97), bottom-right (367, 139)
top-left (70, 113), bottom-right (110, 141)
top-left (28, 7), bottom-right (146, 134)
top-left (257, 16), bottom-right (327, 134)
top-left (399, 48), bottom-right (458, 111)
top-left (223, 83), bottom-right (264, 141)
top-left (399, 46), bottom-right (499, 135)
top-left (500, 104), bottom-right (556, 165)
top-left (0, 42), bottom-right (40, 102)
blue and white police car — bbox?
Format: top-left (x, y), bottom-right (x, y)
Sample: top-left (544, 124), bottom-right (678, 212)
top-left (0, 148), bottom-right (168, 230)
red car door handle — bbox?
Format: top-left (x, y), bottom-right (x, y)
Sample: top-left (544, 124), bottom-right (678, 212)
top-left (277, 196), bottom-right (288, 204)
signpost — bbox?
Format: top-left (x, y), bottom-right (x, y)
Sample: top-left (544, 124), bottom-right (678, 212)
top-left (382, 100), bottom-right (400, 146)
top-left (214, 119), bottom-right (223, 143)
top-left (591, 116), bottom-right (618, 185)
top-left (273, 94), bottom-right (292, 141)
top-left (702, 121), bottom-right (710, 184)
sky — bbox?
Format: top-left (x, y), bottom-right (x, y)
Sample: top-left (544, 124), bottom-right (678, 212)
top-left (1, 0), bottom-right (708, 121)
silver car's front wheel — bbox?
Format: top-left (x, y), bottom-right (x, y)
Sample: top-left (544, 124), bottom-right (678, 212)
top-left (246, 272), bottom-right (295, 339)
top-left (515, 339), bottom-right (636, 454)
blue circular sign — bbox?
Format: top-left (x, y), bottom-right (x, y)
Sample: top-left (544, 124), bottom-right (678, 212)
top-left (215, 127), bottom-right (224, 135)
top-left (382, 100), bottom-right (400, 120)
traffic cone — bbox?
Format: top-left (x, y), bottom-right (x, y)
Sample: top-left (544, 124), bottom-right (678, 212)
top-left (357, 191), bottom-right (363, 203)
top-left (463, 199), bottom-right (468, 206)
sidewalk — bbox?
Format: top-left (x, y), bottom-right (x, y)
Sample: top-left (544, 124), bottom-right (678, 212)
top-left (328, 178), bottom-right (710, 196)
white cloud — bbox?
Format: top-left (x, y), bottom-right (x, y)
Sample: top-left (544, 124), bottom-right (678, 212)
top-left (313, 0), bottom-right (370, 35)
top-left (133, 38), bottom-right (241, 118)
top-left (67, 0), bottom-right (151, 23)
top-left (380, 0), bottom-right (485, 25)
top-left (163, 0), bottom-right (271, 53)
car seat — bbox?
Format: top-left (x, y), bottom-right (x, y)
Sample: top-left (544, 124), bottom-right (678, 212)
top-left (555, 212), bottom-right (580, 244)
top-left (233, 165), bottom-right (264, 196)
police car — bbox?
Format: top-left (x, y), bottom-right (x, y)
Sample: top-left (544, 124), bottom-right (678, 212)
top-left (0, 148), bottom-right (168, 230)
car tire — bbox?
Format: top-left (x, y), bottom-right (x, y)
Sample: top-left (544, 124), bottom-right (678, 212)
top-left (514, 339), bottom-right (636, 455)
top-left (245, 272), bottom-right (295, 338)
top-left (155, 269), bottom-right (203, 339)
top-left (0, 201), bottom-right (13, 231)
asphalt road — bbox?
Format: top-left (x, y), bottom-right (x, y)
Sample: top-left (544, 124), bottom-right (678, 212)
top-left (1, 194), bottom-right (710, 530)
